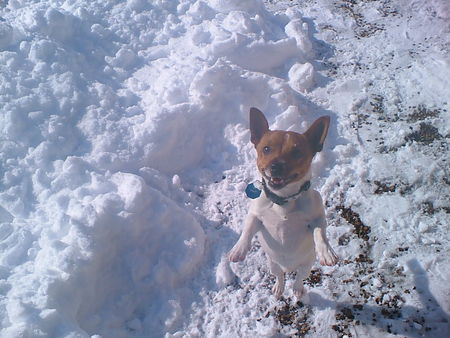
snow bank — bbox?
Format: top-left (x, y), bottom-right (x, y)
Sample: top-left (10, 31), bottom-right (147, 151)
top-left (0, 0), bottom-right (319, 336)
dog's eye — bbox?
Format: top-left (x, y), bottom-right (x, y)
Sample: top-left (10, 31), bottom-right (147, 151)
top-left (263, 146), bottom-right (271, 154)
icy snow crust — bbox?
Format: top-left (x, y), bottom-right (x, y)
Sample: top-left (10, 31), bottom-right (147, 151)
top-left (0, 0), bottom-right (449, 337)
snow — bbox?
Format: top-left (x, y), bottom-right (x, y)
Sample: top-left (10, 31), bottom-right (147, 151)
top-left (0, 0), bottom-right (449, 337)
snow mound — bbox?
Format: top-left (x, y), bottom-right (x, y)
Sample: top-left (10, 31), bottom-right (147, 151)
top-left (0, 0), bottom-right (319, 336)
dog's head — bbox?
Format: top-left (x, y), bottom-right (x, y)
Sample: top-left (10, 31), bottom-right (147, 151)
top-left (249, 107), bottom-right (330, 191)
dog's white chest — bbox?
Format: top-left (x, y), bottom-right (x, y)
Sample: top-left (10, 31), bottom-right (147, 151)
top-left (253, 191), bottom-right (315, 225)
top-left (249, 191), bottom-right (320, 271)
top-left (259, 205), bottom-right (311, 242)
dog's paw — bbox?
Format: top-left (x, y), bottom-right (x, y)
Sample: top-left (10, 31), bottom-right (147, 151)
top-left (293, 284), bottom-right (306, 300)
top-left (228, 243), bottom-right (249, 262)
top-left (272, 280), bottom-right (285, 299)
top-left (317, 245), bottom-right (338, 266)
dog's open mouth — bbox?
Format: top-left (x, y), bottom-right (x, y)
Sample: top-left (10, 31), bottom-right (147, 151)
top-left (266, 174), bottom-right (298, 190)
top-left (270, 177), bottom-right (285, 188)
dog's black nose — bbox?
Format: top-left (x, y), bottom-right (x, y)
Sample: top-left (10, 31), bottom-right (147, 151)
top-left (270, 161), bottom-right (285, 176)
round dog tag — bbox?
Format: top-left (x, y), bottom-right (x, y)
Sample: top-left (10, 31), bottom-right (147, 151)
top-left (245, 183), bottom-right (261, 199)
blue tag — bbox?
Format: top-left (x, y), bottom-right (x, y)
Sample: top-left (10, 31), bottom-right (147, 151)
top-left (245, 183), bottom-right (261, 199)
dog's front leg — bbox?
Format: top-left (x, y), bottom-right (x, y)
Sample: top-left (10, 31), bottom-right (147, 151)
top-left (312, 216), bottom-right (338, 266)
top-left (229, 213), bottom-right (262, 262)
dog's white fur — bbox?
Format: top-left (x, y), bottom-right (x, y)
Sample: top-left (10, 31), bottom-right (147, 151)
top-left (229, 111), bottom-right (338, 299)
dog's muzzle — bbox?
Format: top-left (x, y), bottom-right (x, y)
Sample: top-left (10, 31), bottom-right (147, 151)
top-left (270, 161), bottom-right (285, 177)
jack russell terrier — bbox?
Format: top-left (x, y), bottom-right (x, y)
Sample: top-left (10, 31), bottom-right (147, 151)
top-left (229, 107), bottom-right (338, 299)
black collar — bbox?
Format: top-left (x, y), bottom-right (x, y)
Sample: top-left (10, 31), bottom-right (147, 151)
top-left (261, 179), bottom-right (311, 206)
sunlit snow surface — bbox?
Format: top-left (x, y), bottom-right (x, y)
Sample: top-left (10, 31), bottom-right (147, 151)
top-left (0, 0), bottom-right (449, 336)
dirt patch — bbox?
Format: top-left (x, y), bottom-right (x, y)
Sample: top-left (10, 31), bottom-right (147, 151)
top-left (422, 201), bottom-right (450, 215)
top-left (373, 180), bottom-right (397, 194)
top-left (272, 301), bottom-right (311, 336)
top-left (305, 269), bottom-right (325, 287)
top-left (336, 206), bottom-right (371, 241)
top-left (405, 122), bottom-right (442, 145)
top-left (336, 307), bottom-right (355, 321)
top-left (407, 104), bottom-right (441, 122)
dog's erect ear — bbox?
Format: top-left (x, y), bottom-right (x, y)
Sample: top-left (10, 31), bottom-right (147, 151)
top-left (304, 116), bottom-right (330, 153)
top-left (249, 107), bottom-right (269, 146)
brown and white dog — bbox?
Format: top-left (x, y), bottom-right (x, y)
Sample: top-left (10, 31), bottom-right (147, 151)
top-left (229, 107), bottom-right (338, 299)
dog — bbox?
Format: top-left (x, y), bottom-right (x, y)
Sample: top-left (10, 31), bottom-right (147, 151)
top-left (229, 107), bottom-right (338, 299)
